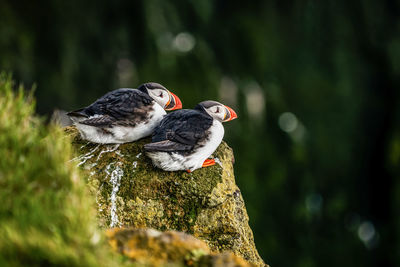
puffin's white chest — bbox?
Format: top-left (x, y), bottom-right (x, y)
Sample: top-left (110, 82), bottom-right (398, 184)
top-left (147, 120), bottom-right (224, 171)
top-left (187, 120), bottom-right (224, 169)
top-left (75, 103), bottom-right (166, 144)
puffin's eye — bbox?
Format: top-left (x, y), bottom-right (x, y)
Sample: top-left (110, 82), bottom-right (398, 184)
top-left (159, 92), bottom-right (164, 97)
top-left (215, 107), bottom-right (220, 113)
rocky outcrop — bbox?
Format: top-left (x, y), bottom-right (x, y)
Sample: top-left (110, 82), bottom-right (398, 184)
top-left (107, 228), bottom-right (254, 266)
top-left (66, 126), bottom-right (266, 266)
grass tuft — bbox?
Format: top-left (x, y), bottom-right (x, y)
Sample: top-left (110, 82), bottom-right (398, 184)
top-left (0, 73), bottom-right (118, 267)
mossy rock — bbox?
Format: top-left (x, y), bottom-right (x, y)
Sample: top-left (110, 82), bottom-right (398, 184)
top-left (107, 227), bottom-right (255, 267)
top-left (107, 228), bottom-right (209, 266)
top-left (66, 126), bottom-right (266, 266)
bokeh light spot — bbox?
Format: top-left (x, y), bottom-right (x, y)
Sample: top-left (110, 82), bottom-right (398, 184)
top-left (278, 112), bottom-right (298, 133)
top-left (173, 32), bottom-right (196, 52)
top-left (358, 221), bottom-right (375, 243)
top-left (358, 221), bottom-right (379, 249)
top-left (219, 76), bottom-right (238, 107)
top-left (245, 82), bottom-right (265, 118)
top-left (116, 58), bottom-right (136, 87)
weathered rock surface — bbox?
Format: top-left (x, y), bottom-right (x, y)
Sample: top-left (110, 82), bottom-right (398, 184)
top-left (107, 228), bottom-right (254, 267)
top-left (66, 126), bottom-right (266, 266)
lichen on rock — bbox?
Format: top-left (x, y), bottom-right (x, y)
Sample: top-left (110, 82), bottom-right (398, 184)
top-left (107, 228), bottom-right (210, 266)
top-left (107, 227), bottom-right (255, 267)
top-left (66, 126), bottom-right (266, 266)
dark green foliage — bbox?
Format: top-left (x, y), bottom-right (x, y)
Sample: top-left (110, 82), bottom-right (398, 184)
top-left (1, 1), bottom-right (400, 266)
top-left (0, 74), bottom-right (118, 266)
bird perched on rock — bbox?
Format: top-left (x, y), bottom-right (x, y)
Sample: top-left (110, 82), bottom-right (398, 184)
top-left (67, 82), bottom-right (182, 144)
top-left (144, 100), bottom-right (237, 172)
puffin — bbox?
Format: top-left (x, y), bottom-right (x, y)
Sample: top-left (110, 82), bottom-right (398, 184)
top-left (67, 82), bottom-right (182, 144)
top-left (144, 100), bottom-right (237, 172)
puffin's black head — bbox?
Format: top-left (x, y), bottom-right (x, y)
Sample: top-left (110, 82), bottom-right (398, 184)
top-left (195, 100), bottom-right (238, 122)
top-left (138, 82), bottom-right (182, 111)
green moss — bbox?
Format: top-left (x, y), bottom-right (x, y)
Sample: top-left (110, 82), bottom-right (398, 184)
top-left (0, 73), bottom-right (121, 267)
top-left (69, 131), bottom-right (224, 233)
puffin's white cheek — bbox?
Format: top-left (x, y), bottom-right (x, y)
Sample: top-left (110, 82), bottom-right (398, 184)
top-left (160, 96), bottom-right (168, 107)
top-left (153, 96), bottom-right (165, 107)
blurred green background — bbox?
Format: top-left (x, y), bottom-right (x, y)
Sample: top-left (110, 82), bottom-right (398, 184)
top-left (1, 0), bottom-right (400, 266)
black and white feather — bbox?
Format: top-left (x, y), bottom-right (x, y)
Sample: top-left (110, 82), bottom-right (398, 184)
top-left (67, 83), bottom-right (180, 144)
top-left (144, 100), bottom-right (237, 172)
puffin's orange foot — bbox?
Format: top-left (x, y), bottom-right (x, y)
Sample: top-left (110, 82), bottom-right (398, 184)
top-left (186, 169), bottom-right (192, 173)
top-left (202, 158), bottom-right (215, 167)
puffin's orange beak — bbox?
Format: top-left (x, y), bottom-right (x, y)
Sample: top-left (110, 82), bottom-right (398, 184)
top-left (223, 105), bottom-right (238, 122)
top-left (165, 92), bottom-right (182, 111)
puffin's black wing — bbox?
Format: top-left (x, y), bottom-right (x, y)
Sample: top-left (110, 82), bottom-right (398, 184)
top-left (70, 89), bottom-right (154, 127)
top-left (75, 115), bottom-right (115, 127)
top-left (89, 89), bottom-right (153, 117)
top-left (144, 109), bottom-right (213, 152)
top-left (143, 140), bottom-right (192, 152)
